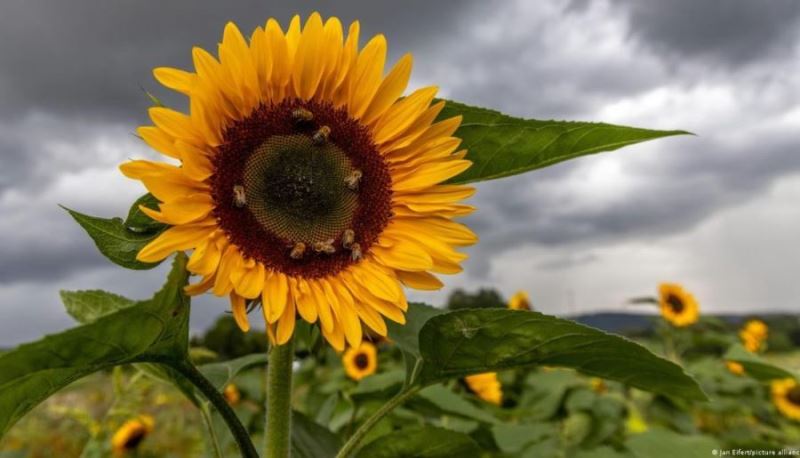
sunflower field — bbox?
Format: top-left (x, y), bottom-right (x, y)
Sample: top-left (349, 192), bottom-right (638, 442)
top-left (1, 11), bottom-right (799, 458)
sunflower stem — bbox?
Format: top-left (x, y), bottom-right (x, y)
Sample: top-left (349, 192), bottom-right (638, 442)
top-left (265, 335), bottom-right (295, 458)
top-left (172, 360), bottom-right (259, 458)
top-left (335, 386), bottom-right (421, 458)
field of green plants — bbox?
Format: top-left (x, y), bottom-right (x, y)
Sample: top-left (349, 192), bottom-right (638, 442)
top-left (2, 289), bottom-right (798, 458)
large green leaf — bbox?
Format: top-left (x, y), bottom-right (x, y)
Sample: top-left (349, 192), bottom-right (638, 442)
top-left (63, 193), bottom-right (167, 270)
top-left (292, 411), bottom-right (342, 458)
top-left (390, 305), bottom-right (706, 402)
top-left (60, 289), bottom-right (135, 323)
top-left (415, 384), bottom-right (499, 424)
top-left (0, 254), bottom-right (189, 437)
top-left (438, 99), bottom-right (689, 184)
top-left (626, 428), bottom-right (719, 458)
top-left (357, 426), bottom-right (481, 458)
top-left (723, 344), bottom-right (795, 381)
top-left (198, 354), bottom-right (268, 390)
top-left (385, 303), bottom-right (445, 385)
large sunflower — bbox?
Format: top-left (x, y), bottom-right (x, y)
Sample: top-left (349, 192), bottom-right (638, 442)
top-left (121, 13), bottom-right (477, 350)
top-left (658, 283), bottom-right (699, 327)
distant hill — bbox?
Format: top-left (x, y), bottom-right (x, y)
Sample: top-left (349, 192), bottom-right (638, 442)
top-left (569, 311), bottom-right (800, 335)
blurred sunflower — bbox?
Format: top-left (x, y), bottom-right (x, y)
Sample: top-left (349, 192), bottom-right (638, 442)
top-left (121, 13), bottom-right (476, 350)
top-left (508, 290), bottom-right (532, 311)
top-left (342, 341), bottom-right (377, 380)
top-left (725, 361), bottom-right (744, 376)
top-left (740, 319), bottom-right (768, 353)
top-left (111, 415), bottom-right (154, 455)
top-left (590, 377), bottom-right (608, 394)
top-left (772, 378), bottom-right (800, 421)
top-left (658, 283), bottom-right (699, 327)
top-left (464, 372), bottom-right (503, 405)
top-left (224, 383), bottom-right (241, 405)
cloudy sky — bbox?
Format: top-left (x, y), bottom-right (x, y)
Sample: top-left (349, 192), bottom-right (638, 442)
top-left (1, 0), bottom-right (799, 346)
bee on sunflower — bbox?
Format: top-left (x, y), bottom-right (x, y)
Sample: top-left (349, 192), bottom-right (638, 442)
top-left (658, 283), bottom-right (699, 327)
top-left (464, 372), bottom-right (503, 405)
top-left (772, 378), bottom-right (800, 421)
top-left (121, 12), bottom-right (477, 351)
top-left (507, 290), bottom-right (532, 311)
top-left (111, 415), bottom-right (154, 455)
top-left (739, 319), bottom-right (768, 353)
top-left (342, 341), bottom-right (378, 381)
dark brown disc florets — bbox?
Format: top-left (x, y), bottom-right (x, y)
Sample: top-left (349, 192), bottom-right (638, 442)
top-left (211, 99), bottom-right (393, 278)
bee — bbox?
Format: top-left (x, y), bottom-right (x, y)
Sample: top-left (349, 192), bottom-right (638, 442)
top-left (312, 125), bottom-right (331, 145)
top-left (344, 170), bottom-right (362, 191)
top-left (341, 229), bottom-right (355, 249)
top-left (312, 239), bottom-right (336, 255)
top-left (233, 185), bottom-right (246, 208)
top-left (292, 107), bottom-right (314, 123)
top-left (349, 242), bottom-right (362, 261)
top-left (289, 242), bottom-right (306, 259)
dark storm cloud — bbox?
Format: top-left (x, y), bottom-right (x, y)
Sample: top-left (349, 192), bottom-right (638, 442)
top-left (0, 0), bottom-right (481, 122)
top-left (608, 0), bottom-right (800, 65)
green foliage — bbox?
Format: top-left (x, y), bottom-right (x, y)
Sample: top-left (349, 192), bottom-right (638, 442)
top-left (63, 194), bottom-right (166, 270)
top-left (438, 99), bottom-right (690, 184)
top-left (723, 345), bottom-right (795, 381)
top-left (191, 316), bottom-right (268, 360)
top-left (389, 304), bottom-right (706, 401)
top-left (446, 288), bottom-right (506, 310)
top-left (0, 254), bottom-right (189, 437)
top-left (357, 426), bottom-right (482, 457)
top-left (60, 289), bottom-right (135, 323)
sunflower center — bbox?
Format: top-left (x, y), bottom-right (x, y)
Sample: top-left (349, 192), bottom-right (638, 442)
top-left (788, 386), bottom-right (800, 406)
top-left (243, 135), bottom-right (358, 243)
top-left (354, 353), bottom-right (370, 370)
top-left (666, 294), bottom-right (685, 313)
top-left (211, 99), bottom-right (393, 278)
top-left (123, 428), bottom-right (147, 450)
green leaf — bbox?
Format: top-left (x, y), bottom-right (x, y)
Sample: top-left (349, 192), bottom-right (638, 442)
top-left (385, 303), bottom-right (445, 385)
top-left (125, 193), bottom-right (168, 234)
top-left (626, 428), bottom-right (719, 458)
top-left (292, 411), bottom-right (342, 458)
top-left (723, 344), bottom-right (795, 381)
top-left (438, 99), bottom-right (690, 184)
top-left (63, 195), bottom-right (167, 270)
top-left (60, 289), bottom-right (136, 323)
top-left (0, 254), bottom-right (190, 437)
top-left (392, 305), bottom-right (706, 402)
top-left (415, 384), bottom-right (499, 424)
top-left (357, 426), bottom-right (481, 458)
top-left (198, 354), bottom-right (268, 390)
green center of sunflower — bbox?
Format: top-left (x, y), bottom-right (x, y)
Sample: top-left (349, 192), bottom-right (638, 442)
top-left (666, 294), bottom-right (685, 313)
top-left (354, 353), bottom-right (370, 370)
top-left (243, 135), bottom-right (358, 243)
top-left (788, 386), bottom-right (800, 405)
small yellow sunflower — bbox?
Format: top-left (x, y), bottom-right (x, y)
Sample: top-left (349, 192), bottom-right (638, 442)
top-left (342, 341), bottom-right (377, 380)
top-left (725, 361), bottom-right (744, 376)
top-left (508, 290), bottom-right (532, 311)
top-left (224, 383), bottom-right (241, 405)
top-left (772, 378), bottom-right (800, 421)
top-left (740, 319), bottom-right (768, 353)
top-left (121, 13), bottom-right (477, 351)
top-left (658, 283), bottom-right (699, 327)
top-left (464, 372), bottom-right (503, 405)
top-left (111, 415), bottom-right (154, 455)
top-left (590, 377), bottom-right (608, 394)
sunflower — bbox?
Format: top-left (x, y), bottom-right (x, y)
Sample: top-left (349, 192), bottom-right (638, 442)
top-left (725, 361), bottom-right (744, 376)
top-left (772, 378), bottom-right (800, 421)
top-left (590, 377), bottom-right (608, 394)
top-left (342, 341), bottom-right (377, 380)
top-left (740, 319), bottom-right (768, 353)
top-left (658, 283), bottom-right (699, 327)
top-left (111, 415), bottom-right (154, 455)
top-left (464, 372), bottom-right (503, 405)
top-left (121, 13), bottom-right (477, 350)
top-left (224, 383), bottom-right (241, 405)
top-left (508, 290), bottom-right (532, 311)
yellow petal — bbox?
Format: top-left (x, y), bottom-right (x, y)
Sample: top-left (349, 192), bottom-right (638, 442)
top-left (265, 19), bottom-right (291, 100)
top-left (140, 193), bottom-right (213, 225)
top-left (137, 126), bottom-right (181, 159)
top-left (311, 280), bottom-right (335, 334)
top-left (338, 300), bottom-right (362, 348)
top-left (119, 160), bottom-right (179, 180)
top-left (153, 67), bottom-right (195, 96)
top-left (292, 13), bottom-right (325, 100)
top-left (351, 263), bottom-right (401, 302)
top-left (263, 272), bottom-right (289, 324)
top-left (321, 313), bottom-right (345, 352)
top-left (373, 86), bottom-right (438, 144)
top-left (348, 34), bottom-right (387, 119)
top-left (353, 301), bottom-right (388, 336)
top-left (276, 300), bottom-right (296, 345)
top-left (392, 160), bottom-right (472, 192)
top-left (362, 53), bottom-right (413, 125)
top-left (187, 237), bottom-right (222, 276)
top-left (137, 224), bottom-right (214, 263)
top-left (230, 292), bottom-right (251, 332)
top-left (381, 101), bottom-right (448, 153)
top-left (234, 262), bottom-right (265, 299)
top-left (149, 107), bottom-right (201, 143)
top-left (185, 273), bottom-right (215, 296)
top-left (371, 238), bottom-right (433, 271)
top-left (396, 270), bottom-right (444, 291)
top-left (213, 245), bottom-right (242, 296)
top-left (293, 278), bottom-right (318, 324)
top-left (176, 140), bottom-right (213, 181)
top-left (140, 172), bottom-right (208, 203)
